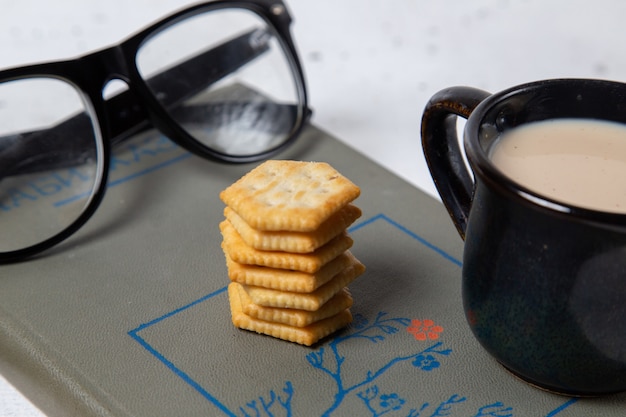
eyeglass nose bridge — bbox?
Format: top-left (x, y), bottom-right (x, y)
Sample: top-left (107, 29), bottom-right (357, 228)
top-left (76, 45), bottom-right (153, 145)
top-left (77, 45), bottom-right (134, 94)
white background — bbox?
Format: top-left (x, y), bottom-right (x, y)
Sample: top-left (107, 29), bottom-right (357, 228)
top-left (2, 0), bottom-right (626, 414)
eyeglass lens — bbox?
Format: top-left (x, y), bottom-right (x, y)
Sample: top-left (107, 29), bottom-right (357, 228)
top-left (0, 78), bottom-right (102, 253)
top-left (136, 6), bottom-right (303, 157)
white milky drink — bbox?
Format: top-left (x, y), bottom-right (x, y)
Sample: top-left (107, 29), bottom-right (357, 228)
top-left (489, 118), bottom-right (626, 213)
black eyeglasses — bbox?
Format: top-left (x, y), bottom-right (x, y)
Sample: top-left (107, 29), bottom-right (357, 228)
top-left (0, 0), bottom-right (310, 264)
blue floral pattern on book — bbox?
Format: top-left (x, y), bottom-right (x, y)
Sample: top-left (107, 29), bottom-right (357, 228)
top-left (238, 311), bottom-right (452, 416)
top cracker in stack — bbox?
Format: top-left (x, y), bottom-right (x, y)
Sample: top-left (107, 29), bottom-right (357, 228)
top-left (219, 160), bottom-right (364, 346)
top-left (220, 160), bottom-right (361, 233)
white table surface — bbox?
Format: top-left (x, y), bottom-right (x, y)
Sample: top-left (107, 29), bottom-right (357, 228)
top-left (2, 0), bottom-right (626, 415)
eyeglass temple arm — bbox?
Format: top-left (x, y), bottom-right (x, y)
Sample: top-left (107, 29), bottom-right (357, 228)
top-left (0, 28), bottom-right (271, 178)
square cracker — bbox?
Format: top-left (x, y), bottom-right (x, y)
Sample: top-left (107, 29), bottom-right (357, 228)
top-left (219, 160), bottom-right (361, 232)
top-left (220, 220), bottom-right (353, 273)
top-left (225, 251), bottom-right (358, 293)
top-left (232, 282), bottom-right (353, 327)
top-left (228, 283), bottom-right (353, 346)
top-left (224, 204), bottom-right (361, 253)
top-left (240, 259), bottom-right (365, 311)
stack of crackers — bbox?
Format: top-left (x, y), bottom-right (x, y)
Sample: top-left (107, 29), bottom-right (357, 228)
top-left (219, 160), bottom-right (365, 346)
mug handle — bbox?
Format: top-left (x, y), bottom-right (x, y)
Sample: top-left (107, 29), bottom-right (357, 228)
top-left (421, 87), bottom-right (490, 240)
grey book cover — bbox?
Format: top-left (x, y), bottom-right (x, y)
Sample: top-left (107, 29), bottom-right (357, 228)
top-left (1, 124), bottom-right (624, 416)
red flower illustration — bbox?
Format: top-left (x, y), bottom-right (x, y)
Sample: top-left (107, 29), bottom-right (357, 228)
top-left (407, 319), bottom-right (443, 341)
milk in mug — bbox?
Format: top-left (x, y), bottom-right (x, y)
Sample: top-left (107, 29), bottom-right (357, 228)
top-left (489, 119), bottom-right (626, 213)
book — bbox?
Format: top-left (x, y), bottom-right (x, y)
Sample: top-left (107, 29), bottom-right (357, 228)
top-left (1, 124), bottom-right (624, 416)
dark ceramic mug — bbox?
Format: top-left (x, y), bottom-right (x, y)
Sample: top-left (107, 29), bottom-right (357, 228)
top-left (421, 79), bottom-right (626, 396)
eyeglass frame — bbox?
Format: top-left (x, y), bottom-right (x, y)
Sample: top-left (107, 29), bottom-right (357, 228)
top-left (0, 0), bottom-right (310, 264)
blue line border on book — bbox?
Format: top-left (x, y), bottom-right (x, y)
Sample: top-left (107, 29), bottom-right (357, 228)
top-left (127, 213), bottom-right (576, 416)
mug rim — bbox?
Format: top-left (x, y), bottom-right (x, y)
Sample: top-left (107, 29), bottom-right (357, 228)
top-left (464, 78), bottom-right (626, 225)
